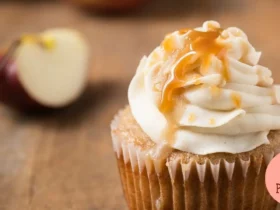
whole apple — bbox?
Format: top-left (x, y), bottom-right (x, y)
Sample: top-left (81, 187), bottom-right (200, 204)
top-left (0, 28), bottom-right (89, 112)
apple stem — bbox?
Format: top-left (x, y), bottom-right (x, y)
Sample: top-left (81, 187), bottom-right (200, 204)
top-left (0, 39), bottom-right (21, 72)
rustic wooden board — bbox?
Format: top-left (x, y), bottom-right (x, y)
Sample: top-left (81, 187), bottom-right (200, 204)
top-left (0, 0), bottom-right (280, 209)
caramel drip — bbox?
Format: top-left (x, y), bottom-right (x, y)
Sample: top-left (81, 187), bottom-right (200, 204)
top-left (200, 54), bottom-right (212, 75)
top-left (209, 118), bottom-right (216, 125)
top-left (160, 114), bottom-right (179, 146)
top-left (159, 28), bottom-right (227, 113)
top-left (231, 92), bottom-right (242, 108)
top-left (188, 113), bottom-right (196, 123)
top-left (210, 85), bottom-right (221, 97)
top-left (217, 49), bottom-right (230, 82)
top-left (161, 35), bottom-right (176, 52)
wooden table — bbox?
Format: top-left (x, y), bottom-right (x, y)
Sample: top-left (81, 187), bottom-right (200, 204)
top-left (1, 0), bottom-right (280, 209)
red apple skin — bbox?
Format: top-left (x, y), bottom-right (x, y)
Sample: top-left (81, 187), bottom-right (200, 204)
top-left (63, 0), bottom-right (148, 12)
top-left (0, 57), bottom-right (46, 112)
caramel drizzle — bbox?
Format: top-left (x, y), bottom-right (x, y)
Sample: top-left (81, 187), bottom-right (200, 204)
top-left (159, 28), bottom-right (228, 113)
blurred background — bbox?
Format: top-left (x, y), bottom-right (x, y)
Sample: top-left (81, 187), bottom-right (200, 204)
top-left (0, 0), bottom-right (280, 209)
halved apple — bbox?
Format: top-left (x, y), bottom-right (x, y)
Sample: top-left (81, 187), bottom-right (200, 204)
top-left (0, 28), bottom-right (89, 111)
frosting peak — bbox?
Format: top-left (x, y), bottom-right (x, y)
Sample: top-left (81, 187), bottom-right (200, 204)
top-left (129, 21), bottom-right (280, 155)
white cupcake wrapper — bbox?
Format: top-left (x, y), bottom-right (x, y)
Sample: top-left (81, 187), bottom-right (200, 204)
top-left (111, 109), bottom-right (280, 209)
top-left (112, 130), bottom-right (280, 210)
top-left (113, 131), bottom-right (280, 180)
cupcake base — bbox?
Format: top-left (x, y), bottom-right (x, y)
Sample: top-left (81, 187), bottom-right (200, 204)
top-left (111, 107), bottom-right (280, 210)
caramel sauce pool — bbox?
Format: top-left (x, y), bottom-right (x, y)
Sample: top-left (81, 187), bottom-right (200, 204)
top-left (159, 28), bottom-right (227, 113)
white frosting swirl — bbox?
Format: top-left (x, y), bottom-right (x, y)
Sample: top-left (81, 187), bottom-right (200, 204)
top-left (128, 21), bottom-right (280, 155)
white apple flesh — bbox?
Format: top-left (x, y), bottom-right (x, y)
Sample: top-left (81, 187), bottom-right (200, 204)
top-left (0, 28), bottom-right (89, 111)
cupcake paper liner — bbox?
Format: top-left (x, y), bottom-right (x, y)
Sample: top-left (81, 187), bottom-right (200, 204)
top-left (112, 129), bottom-right (280, 210)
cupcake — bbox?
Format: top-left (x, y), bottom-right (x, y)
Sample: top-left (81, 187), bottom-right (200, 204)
top-left (111, 21), bottom-right (280, 210)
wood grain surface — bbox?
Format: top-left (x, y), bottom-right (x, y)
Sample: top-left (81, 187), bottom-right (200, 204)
top-left (0, 0), bottom-right (280, 209)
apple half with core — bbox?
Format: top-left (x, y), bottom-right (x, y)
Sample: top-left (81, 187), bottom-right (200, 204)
top-left (0, 28), bottom-right (89, 111)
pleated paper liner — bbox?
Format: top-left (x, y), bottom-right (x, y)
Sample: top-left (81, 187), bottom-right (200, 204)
top-left (111, 107), bottom-right (280, 210)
